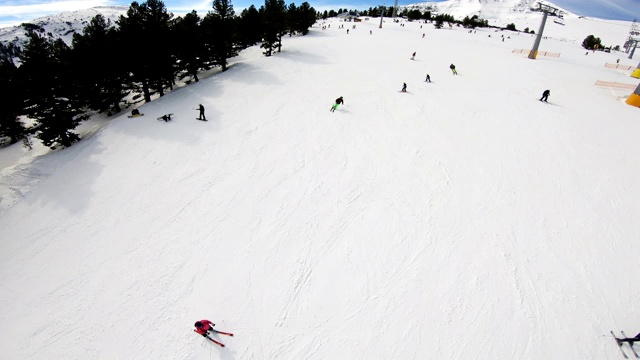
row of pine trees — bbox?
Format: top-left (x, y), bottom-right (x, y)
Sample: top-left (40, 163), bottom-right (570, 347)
top-left (0, 0), bottom-right (316, 149)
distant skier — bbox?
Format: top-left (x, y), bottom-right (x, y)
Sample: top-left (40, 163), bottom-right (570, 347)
top-left (411, 52), bottom-right (416, 60)
top-left (449, 63), bottom-right (457, 75)
top-left (197, 104), bottom-right (206, 120)
top-left (425, 74), bottom-right (431, 82)
top-left (330, 96), bottom-right (344, 112)
top-left (401, 82), bottom-right (407, 92)
top-left (540, 89), bottom-right (550, 102)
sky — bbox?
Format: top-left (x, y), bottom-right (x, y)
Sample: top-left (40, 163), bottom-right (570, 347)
top-left (0, 0), bottom-right (638, 28)
top-left (1, 8), bottom-right (640, 359)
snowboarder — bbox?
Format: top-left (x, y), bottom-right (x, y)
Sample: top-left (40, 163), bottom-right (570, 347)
top-left (540, 89), bottom-right (550, 102)
top-left (615, 332), bottom-right (640, 346)
top-left (401, 82), bottom-right (407, 92)
top-left (157, 113), bottom-right (173, 122)
top-left (194, 320), bottom-right (217, 338)
top-left (197, 104), bottom-right (206, 120)
top-left (425, 74), bottom-right (431, 82)
top-left (449, 63), bottom-right (457, 75)
top-left (330, 96), bottom-right (344, 112)
top-left (411, 52), bottom-right (416, 60)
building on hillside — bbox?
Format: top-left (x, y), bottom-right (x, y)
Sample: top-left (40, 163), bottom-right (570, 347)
top-left (337, 12), bottom-right (360, 22)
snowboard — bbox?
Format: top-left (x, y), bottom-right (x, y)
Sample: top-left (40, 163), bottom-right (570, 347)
top-left (127, 113), bottom-right (144, 118)
top-left (196, 118), bottom-right (208, 121)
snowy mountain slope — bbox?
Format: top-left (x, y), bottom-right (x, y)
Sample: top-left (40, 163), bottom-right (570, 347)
top-left (0, 6), bottom-right (127, 48)
top-left (401, 0), bottom-right (633, 45)
top-left (1, 13), bottom-right (640, 360)
top-left (403, 0), bottom-right (574, 21)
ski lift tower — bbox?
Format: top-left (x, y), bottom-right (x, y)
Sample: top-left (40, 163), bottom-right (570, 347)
top-left (528, 3), bottom-right (560, 59)
top-left (392, 0), bottom-right (399, 18)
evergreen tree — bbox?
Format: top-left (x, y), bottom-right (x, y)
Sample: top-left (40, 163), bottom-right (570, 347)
top-left (72, 14), bottom-right (129, 114)
top-left (205, 0), bottom-right (239, 71)
top-left (407, 9), bottom-right (422, 21)
top-left (261, 0), bottom-right (286, 56)
top-left (0, 59), bottom-right (26, 144)
top-left (290, 2), bottom-right (316, 35)
top-left (118, 0), bottom-right (174, 102)
top-left (172, 11), bottom-right (206, 82)
top-left (582, 35), bottom-right (603, 50)
top-left (286, 3), bottom-right (298, 36)
top-left (20, 32), bottom-right (87, 149)
top-left (239, 5), bottom-right (263, 47)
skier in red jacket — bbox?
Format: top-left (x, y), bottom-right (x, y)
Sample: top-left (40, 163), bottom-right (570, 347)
top-left (194, 320), bottom-right (216, 337)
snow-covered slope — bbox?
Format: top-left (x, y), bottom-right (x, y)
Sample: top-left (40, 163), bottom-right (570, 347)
top-left (1, 12), bottom-right (640, 360)
top-left (403, 0), bottom-right (573, 21)
top-left (402, 0), bottom-right (633, 45)
top-left (0, 6), bottom-right (127, 48)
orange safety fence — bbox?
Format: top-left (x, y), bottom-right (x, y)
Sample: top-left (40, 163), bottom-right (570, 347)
top-left (512, 49), bottom-right (560, 57)
top-left (604, 63), bottom-right (635, 70)
top-left (594, 80), bottom-right (637, 90)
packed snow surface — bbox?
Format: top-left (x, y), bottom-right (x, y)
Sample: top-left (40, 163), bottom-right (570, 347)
top-left (1, 14), bottom-right (639, 360)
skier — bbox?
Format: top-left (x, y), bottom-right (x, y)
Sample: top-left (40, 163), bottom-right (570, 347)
top-left (194, 320), bottom-right (216, 338)
top-left (425, 74), bottom-right (431, 82)
top-left (449, 63), bottom-right (457, 75)
top-left (411, 52), bottom-right (416, 60)
top-left (401, 82), bottom-right (407, 92)
top-left (540, 89), bottom-right (550, 102)
top-left (194, 320), bottom-right (234, 347)
top-left (330, 96), bottom-right (344, 112)
top-left (197, 104), bottom-right (206, 120)
top-left (616, 332), bottom-right (640, 346)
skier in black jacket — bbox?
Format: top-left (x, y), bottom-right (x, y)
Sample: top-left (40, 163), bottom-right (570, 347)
top-left (540, 90), bottom-right (550, 102)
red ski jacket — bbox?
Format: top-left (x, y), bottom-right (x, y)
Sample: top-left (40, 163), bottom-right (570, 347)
top-left (195, 320), bottom-right (214, 335)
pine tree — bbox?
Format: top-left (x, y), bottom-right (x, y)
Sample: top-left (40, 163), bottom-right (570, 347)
top-left (261, 0), bottom-right (286, 56)
top-left (72, 14), bottom-right (129, 114)
top-left (0, 59), bottom-right (27, 144)
top-left (20, 32), bottom-right (87, 149)
top-left (284, 2), bottom-right (317, 37)
top-left (239, 5), bottom-right (262, 47)
top-left (172, 11), bottom-right (205, 82)
top-left (118, 0), bottom-right (174, 102)
top-left (204, 0), bottom-right (239, 71)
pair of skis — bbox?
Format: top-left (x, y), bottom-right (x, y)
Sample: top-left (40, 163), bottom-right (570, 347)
top-left (612, 331), bottom-right (639, 358)
top-left (196, 328), bottom-right (234, 347)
